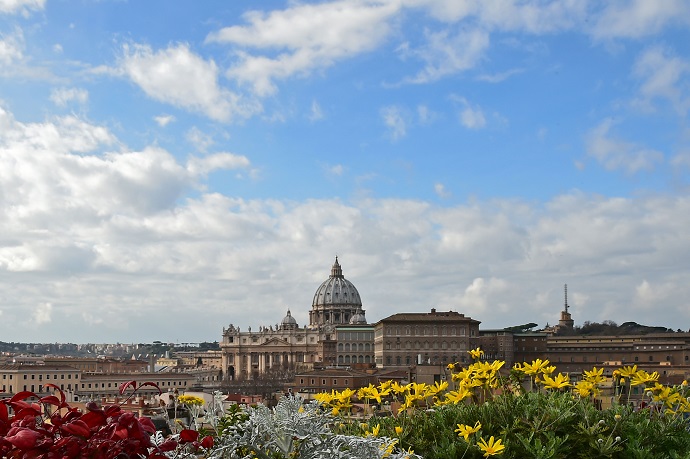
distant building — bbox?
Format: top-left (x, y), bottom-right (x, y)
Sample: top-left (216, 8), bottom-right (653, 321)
top-left (291, 368), bottom-right (374, 396)
top-left (374, 309), bottom-right (480, 368)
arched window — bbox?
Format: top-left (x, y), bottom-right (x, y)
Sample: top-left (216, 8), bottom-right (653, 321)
top-left (338, 343), bottom-right (344, 351)
top-left (345, 355), bottom-right (351, 364)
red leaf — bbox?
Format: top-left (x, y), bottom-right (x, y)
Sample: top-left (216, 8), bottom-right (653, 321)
top-left (200, 435), bottom-right (214, 449)
top-left (43, 383), bottom-right (66, 405)
top-left (179, 429), bottom-right (199, 443)
top-left (0, 401), bottom-right (7, 423)
top-left (138, 381), bottom-right (162, 395)
top-left (103, 404), bottom-right (121, 417)
top-left (10, 391), bottom-right (38, 403)
top-left (60, 420), bottom-right (91, 437)
top-left (80, 410), bottom-right (106, 429)
top-left (157, 439), bottom-right (178, 452)
top-left (138, 416), bottom-right (156, 434)
top-left (38, 395), bottom-right (62, 407)
top-left (118, 380), bottom-right (137, 395)
top-left (6, 428), bottom-right (41, 449)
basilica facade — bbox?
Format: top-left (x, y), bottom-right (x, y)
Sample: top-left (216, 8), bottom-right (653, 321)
top-left (220, 257), bottom-right (369, 380)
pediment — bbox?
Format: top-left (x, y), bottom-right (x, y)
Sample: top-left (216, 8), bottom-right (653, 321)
top-left (260, 337), bottom-right (291, 346)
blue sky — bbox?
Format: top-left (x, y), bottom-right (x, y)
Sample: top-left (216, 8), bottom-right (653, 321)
top-left (1, 0), bottom-right (689, 343)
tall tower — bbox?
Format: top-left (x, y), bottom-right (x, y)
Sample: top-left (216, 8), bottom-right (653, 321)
top-left (558, 284), bottom-right (574, 329)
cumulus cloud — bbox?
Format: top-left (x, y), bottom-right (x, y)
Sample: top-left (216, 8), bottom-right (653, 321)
top-left (633, 46), bottom-right (690, 116)
top-left (0, 28), bottom-right (24, 66)
top-left (434, 182), bottom-right (451, 198)
top-left (118, 43), bottom-right (260, 122)
top-left (309, 100), bottom-right (324, 121)
top-left (154, 114), bottom-right (175, 127)
top-left (402, 27), bottom-right (489, 84)
top-left (33, 302), bottom-right (52, 324)
top-left (0, 0), bottom-right (45, 15)
top-left (207, 0), bottom-right (398, 96)
top-left (186, 152), bottom-right (251, 176)
top-left (381, 105), bottom-right (407, 140)
top-left (50, 87), bottom-right (89, 107)
top-left (585, 118), bottom-right (664, 173)
top-left (453, 96), bottom-right (486, 129)
top-left (589, 0), bottom-right (690, 40)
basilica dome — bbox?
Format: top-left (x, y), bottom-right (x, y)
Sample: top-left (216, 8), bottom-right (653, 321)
top-left (310, 257), bottom-right (365, 327)
top-left (312, 257), bottom-right (362, 308)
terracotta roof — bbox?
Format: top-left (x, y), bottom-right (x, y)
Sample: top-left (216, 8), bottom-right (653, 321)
top-left (377, 311), bottom-right (480, 324)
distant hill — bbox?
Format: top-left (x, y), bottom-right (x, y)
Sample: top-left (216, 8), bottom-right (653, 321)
top-left (555, 320), bottom-right (675, 336)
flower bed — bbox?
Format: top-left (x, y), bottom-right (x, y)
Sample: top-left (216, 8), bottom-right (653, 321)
top-left (2, 351), bottom-right (690, 458)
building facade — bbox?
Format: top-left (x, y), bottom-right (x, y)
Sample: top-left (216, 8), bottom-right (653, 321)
top-left (374, 309), bottom-right (481, 368)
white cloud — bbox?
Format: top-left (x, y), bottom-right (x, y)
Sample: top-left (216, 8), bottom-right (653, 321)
top-left (585, 118), bottom-right (664, 173)
top-left (476, 68), bottom-right (523, 83)
top-left (417, 104), bottom-right (437, 124)
top-left (0, 28), bottom-right (24, 66)
top-left (671, 151), bottom-right (690, 168)
top-left (402, 27), bottom-right (489, 84)
top-left (33, 302), bottom-right (52, 324)
top-left (326, 164), bottom-right (345, 176)
top-left (119, 43), bottom-right (261, 122)
top-left (208, 1), bottom-right (398, 96)
top-left (434, 182), bottom-right (451, 199)
top-left (186, 153), bottom-right (251, 176)
top-left (154, 114), bottom-right (175, 127)
top-left (633, 46), bottom-right (690, 117)
top-left (590, 0), bottom-right (690, 40)
top-left (186, 126), bottom-right (214, 153)
top-left (453, 96), bottom-right (486, 129)
top-left (50, 87), bottom-right (89, 107)
top-left (309, 100), bottom-right (324, 121)
top-left (381, 105), bottom-right (407, 140)
top-left (0, 0), bottom-right (44, 15)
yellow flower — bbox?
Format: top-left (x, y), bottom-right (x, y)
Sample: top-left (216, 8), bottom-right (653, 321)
top-left (455, 421), bottom-right (482, 441)
top-left (177, 395), bottom-right (205, 406)
top-left (395, 426), bottom-right (403, 435)
top-left (477, 436), bottom-right (505, 457)
top-left (522, 358), bottom-right (550, 376)
top-left (618, 365), bottom-right (638, 378)
top-left (468, 347), bottom-right (484, 360)
top-left (371, 424), bottom-right (380, 437)
top-left (583, 367), bottom-right (605, 385)
top-left (630, 370), bottom-right (659, 387)
top-left (541, 373), bottom-right (571, 390)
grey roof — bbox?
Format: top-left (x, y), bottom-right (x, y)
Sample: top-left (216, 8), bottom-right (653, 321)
top-left (312, 257), bottom-right (362, 308)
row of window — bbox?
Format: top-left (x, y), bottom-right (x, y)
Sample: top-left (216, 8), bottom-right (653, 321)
top-left (384, 341), bottom-right (465, 350)
top-left (383, 326), bottom-right (469, 337)
top-left (299, 378), bottom-right (350, 386)
top-left (337, 332), bottom-right (375, 341)
top-left (337, 343), bottom-right (371, 352)
top-left (337, 355), bottom-right (372, 364)
top-left (2, 373), bottom-right (79, 380)
top-left (383, 355), bottom-right (466, 366)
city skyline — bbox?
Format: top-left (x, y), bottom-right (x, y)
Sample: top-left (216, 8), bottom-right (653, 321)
top-left (1, 1), bottom-right (689, 343)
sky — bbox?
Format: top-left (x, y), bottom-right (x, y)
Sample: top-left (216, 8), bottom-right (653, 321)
top-left (1, 0), bottom-right (690, 344)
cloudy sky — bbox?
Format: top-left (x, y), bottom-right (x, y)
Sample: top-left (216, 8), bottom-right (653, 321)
top-left (1, 0), bottom-right (689, 344)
